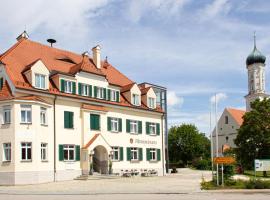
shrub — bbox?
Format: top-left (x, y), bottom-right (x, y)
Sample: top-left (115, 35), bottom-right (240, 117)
top-left (193, 159), bottom-right (211, 170)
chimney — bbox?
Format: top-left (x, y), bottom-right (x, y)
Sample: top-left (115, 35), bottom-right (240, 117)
top-left (92, 45), bottom-right (101, 69)
top-left (16, 30), bottom-right (29, 41)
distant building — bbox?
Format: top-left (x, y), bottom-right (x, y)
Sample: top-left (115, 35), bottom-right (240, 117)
top-left (212, 35), bottom-right (268, 155)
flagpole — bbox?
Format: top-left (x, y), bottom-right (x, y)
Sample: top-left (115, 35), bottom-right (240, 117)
top-left (210, 101), bottom-right (214, 180)
top-left (215, 93), bottom-right (219, 186)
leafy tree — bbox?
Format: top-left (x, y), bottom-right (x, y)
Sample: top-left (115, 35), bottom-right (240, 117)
top-left (235, 98), bottom-right (270, 173)
top-left (168, 124), bottom-right (210, 165)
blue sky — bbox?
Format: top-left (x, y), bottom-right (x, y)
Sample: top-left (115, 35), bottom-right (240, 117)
top-left (1, 0), bottom-right (270, 134)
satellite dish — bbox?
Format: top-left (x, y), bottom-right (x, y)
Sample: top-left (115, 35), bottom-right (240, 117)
top-left (47, 39), bottom-right (56, 47)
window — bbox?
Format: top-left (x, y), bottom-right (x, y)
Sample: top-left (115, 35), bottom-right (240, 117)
top-left (35, 74), bottom-right (46, 89)
top-left (112, 147), bottom-right (120, 161)
top-left (40, 107), bottom-right (47, 125)
top-left (90, 114), bottom-right (100, 130)
top-left (81, 84), bottom-right (89, 96)
top-left (3, 106), bottom-right (11, 124)
top-left (64, 80), bottom-right (73, 93)
top-left (111, 118), bottom-right (119, 132)
top-left (111, 90), bottom-right (117, 101)
top-left (3, 143), bottom-right (11, 162)
top-left (148, 97), bottom-right (155, 109)
top-left (131, 147), bottom-right (138, 161)
top-left (21, 142), bottom-right (32, 161)
top-left (130, 120), bottom-right (138, 134)
top-left (150, 148), bottom-right (157, 161)
top-left (96, 87), bottom-right (104, 99)
top-left (21, 105), bottom-right (32, 124)
top-left (41, 143), bottom-right (48, 161)
top-left (149, 123), bottom-right (156, 135)
top-left (225, 116), bottom-right (229, 124)
top-left (64, 111), bottom-right (74, 129)
top-left (132, 94), bottom-right (140, 106)
top-left (63, 145), bottom-right (75, 161)
top-left (226, 136), bottom-right (229, 143)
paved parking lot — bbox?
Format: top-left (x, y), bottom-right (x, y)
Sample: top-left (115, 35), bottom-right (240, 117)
top-left (0, 169), bottom-right (269, 200)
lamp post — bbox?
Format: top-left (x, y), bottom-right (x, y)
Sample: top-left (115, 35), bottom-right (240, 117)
top-left (89, 150), bottom-right (94, 175)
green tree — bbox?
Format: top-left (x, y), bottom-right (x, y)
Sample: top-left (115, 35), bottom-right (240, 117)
top-left (235, 98), bottom-right (270, 173)
top-left (168, 124), bottom-right (210, 165)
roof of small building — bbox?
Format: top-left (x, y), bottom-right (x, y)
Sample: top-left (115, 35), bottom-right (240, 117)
top-left (227, 108), bottom-right (246, 125)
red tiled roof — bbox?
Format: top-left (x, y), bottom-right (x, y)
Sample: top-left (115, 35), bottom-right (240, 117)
top-left (83, 134), bottom-right (100, 149)
top-left (141, 87), bottom-right (151, 95)
top-left (227, 108), bottom-right (246, 125)
top-left (81, 104), bottom-right (108, 112)
top-left (15, 95), bottom-right (51, 104)
top-left (0, 81), bottom-right (13, 101)
top-left (121, 83), bottom-right (135, 93)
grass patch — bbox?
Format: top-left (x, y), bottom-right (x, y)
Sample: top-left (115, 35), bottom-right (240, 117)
top-left (244, 170), bottom-right (270, 178)
top-left (201, 179), bottom-right (270, 190)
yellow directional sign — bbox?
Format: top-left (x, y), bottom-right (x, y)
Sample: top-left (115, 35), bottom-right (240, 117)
top-left (214, 157), bottom-right (235, 164)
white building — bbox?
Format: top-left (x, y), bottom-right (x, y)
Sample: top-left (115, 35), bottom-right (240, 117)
top-left (212, 35), bottom-right (268, 154)
top-left (0, 32), bottom-right (167, 185)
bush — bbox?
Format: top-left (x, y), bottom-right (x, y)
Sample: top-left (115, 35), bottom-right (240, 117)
top-left (245, 179), bottom-right (270, 189)
top-left (193, 159), bottom-right (211, 170)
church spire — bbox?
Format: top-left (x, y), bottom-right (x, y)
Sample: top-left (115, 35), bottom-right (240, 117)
top-left (254, 31), bottom-right (257, 49)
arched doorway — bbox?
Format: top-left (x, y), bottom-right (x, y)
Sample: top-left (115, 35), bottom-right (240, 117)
top-left (92, 145), bottom-right (108, 174)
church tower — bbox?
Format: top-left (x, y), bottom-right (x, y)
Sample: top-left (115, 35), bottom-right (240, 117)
top-left (245, 33), bottom-right (269, 111)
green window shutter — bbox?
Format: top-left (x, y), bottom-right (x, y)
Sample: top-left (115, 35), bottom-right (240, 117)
top-left (120, 147), bottom-right (124, 161)
top-left (118, 118), bottom-right (122, 132)
top-left (126, 147), bottom-right (131, 161)
top-left (70, 112), bottom-right (74, 128)
top-left (146, 122), bottom-right (150, 135)
top-left (94, 86), bottom-right (97, 98)
top-left (59, 145), bottom-right (64, 161)
top-left (64, 111), bottom-right (69, 128)
top-left (146, 148), bottom-right (151, 161)
top-left (89, 85), bottom-right (92, 97)
top-left (78, 83), bottom-right (82, 95)
top-left (139, 148), bottom-right (143, 161)
top-left (156, 123), bottom-right (160, 135)
top-left (103, 88), bottom-right (107, 100)
top-left (0, 78), bottom-right (3, 90)
top-left (107, 89), bottom-right (111, 101)
top-left (72, 82), bottom-right (76, 94)
top-left (60, 79), bottom-right (65, 92)
top-left (116, 91), bottom-right (120, 102)
top-left (157, 149), bottom-right (161, 161)
top-left (90, 114), bottom-right (100, 130)
top-left (76, 145), bottom-right (80, 161)
top-left (138, 121), bottom-right (142, 134)
top-left (126, 119), bottom-right (130, 133)
top-left (107, 117), bottom-right (112, 131)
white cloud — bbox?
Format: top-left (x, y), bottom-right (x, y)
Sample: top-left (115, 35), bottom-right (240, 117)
top-left (200, 0), bottom-right (231, 20)
top-left (167, 91), bottom-right (184, 107)
top-left (210, 92), bottom-right (228, 104)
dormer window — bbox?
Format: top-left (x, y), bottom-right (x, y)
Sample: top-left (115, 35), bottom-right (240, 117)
top-left (111, 90), bottom-right (117, 101)
top-left (65, 81), bottom-right (73, 93)
top-left (148, 97), bottom-right (156, 109)
top-left (81, 84), bottom-right (89, 96)
top-left (60, 79), bottom-right (76, 94)
top-left (35, 74), bottom-right (46, 89)
top-left (132, 94), bottom-right (140, 106)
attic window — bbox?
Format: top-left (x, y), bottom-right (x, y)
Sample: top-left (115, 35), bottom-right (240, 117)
top-left (225, 116), bottom-right (229, 124)
top-left (56, 57), bottom-right (76, 64)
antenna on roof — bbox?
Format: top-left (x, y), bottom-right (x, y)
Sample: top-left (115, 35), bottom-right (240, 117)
top-left (47, 39), bottom-right (56, 47)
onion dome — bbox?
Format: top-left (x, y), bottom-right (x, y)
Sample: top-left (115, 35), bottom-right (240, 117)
top-left (246, 33), bottom-right (266, 66)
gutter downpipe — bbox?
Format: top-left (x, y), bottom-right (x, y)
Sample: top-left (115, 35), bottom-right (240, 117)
top-left (161, 113), bottom-right (165, 176)
top-left (53, 95), bottom-right (57, 182)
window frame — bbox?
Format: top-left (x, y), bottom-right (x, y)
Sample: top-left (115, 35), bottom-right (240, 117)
top-left (35, 73), bottom-right (46, 89)
top-left (132, 94), bottom-right (140, 106)
top-left (130, 147), bottom-right (138, 161)
top-left (112, 146), bottom-right (120, 161)
top-left (63, 145), bottom-right (75, 161)
top-left (40, 107), bottom-right (47, 126)
top-left (20, 105), bottom-right (32, 124)
top-left (130, 120), bottom-right (138, 134)
top-left (3, 143), bottom-right (11, 162)
top-left (41, 143), bottom-right (48, 161)
top-left (3, 106), bottom-right (11, 124)
top-left (150, 148), bottom-right (157, 161)
top-left (111, 90), bottom-right (117, 102)
top-left (64, 80), bottom-right (73, 94)
top-left (111, 117), bottom-right (119, 132)
top-left (96, 87), bottom-right (104, 99)
top-left (148, 97), bottom-right (155, 109)
top-left (21, 142), bottom-right (32, 162)
top-left (81, 84), bottom-right (89, 96)
top-left (149, 123), bottom-right (157, 135)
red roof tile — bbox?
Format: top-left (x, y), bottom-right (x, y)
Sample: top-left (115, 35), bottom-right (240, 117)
top-left (83, 134), bottom-right (100, 149)
top-left (81, 104), bottom-right (108, 112)
top-left (227, 108), bottom-right (246, 125)
top-left (15, 95), bottom-right (51, 104)
top-left (0, 81), bottom-right (13, 101)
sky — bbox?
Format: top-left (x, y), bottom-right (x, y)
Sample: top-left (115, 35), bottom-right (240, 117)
top-left (1, 0), bottom-right (270, 134)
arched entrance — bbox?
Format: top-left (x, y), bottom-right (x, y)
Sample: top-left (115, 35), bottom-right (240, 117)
top-left (92, 145), bottom-right (109, 174)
